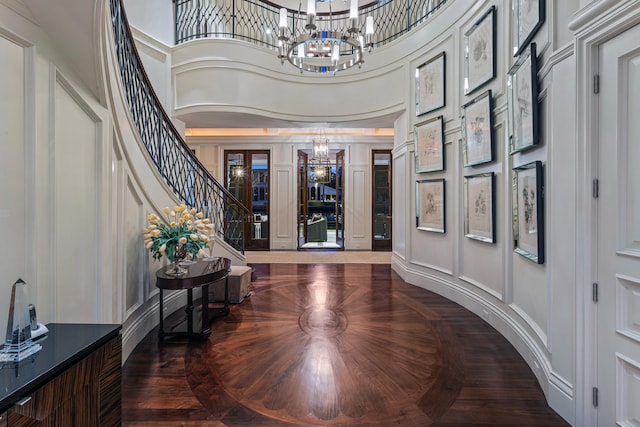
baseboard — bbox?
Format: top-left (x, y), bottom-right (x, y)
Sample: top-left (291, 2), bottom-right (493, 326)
top-left (390, 256), bottom-right (569, 416)
top-left (121, 291), bottom-right (188, 362)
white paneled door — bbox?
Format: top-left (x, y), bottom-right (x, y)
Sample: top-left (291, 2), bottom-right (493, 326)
top-left (597, 24), bottom-right (640, 426)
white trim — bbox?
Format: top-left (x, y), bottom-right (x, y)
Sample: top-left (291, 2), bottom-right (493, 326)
top-left (572, 3), bottom-right (640, 426)
top-left (392, 256), bottom-right (554, 400)
top-left (121, 290), bottom-right (186, 361)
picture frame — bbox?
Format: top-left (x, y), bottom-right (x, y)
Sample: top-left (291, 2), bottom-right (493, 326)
top-left (462, 90), bottom-right (494, 167)
top-left (414, 116), bottom-right (445, 173)
top-left (464, 172), bottom-right (495, 243)
top-left (416, 178), bottom-right (445, 233)
top-left (508, 42), bottom-right (539, 154)
top-left (512, 0), bottom-right (545, 57)
top-left (416, 51), bottom-right (446, 116)
top-left (464, 6), bottom-right (496, 95)
top-left (513, 161), bottom-right (544, 264)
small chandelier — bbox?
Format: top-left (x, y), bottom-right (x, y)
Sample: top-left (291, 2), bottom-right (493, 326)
top-left (277, 0), bottom-right (374, 74)
top-left (312, 137), bottom-right (329, 159)
top-left (311, 130), bottom-right (331, 183)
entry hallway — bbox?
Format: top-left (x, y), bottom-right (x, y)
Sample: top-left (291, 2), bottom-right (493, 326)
top-left (122, 261), bottom-right (568, 426)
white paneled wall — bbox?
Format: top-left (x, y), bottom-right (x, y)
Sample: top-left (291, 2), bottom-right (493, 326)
top-left (0, 34), bottom-right (26, 326)
top-left (53, 77), bottom-right (102, 323)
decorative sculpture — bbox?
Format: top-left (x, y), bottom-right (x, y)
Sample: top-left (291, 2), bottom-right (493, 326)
top-left (0, 279), bottom-right (42, 362)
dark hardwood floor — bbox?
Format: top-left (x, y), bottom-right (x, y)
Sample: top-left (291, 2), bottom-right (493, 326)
top-left (122, 263), bottom-right (569, 426)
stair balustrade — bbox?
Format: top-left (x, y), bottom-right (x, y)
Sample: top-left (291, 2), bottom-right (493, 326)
top-left (110, 0), bottom-right (249, 253)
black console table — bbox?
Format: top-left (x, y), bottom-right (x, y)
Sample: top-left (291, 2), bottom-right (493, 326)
top-left (156, 257), bottom-right (231, 340)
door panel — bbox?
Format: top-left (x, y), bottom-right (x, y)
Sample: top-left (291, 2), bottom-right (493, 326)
top-left (250, 152), bottom-right (269, 250)
top-left (372, 150), bottom-right (392, 251)
top-left (224, 150), bottom-right (270, 250)
top-left (596, 25), bottom-right (640, 426)
top-left (298, 150), bottom-right (308, 246)
top-left (336, 150), bottom-right (345, 247)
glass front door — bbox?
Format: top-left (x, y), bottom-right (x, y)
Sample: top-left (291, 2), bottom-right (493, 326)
top-left (297, 150), bottom-right (308, 247)
top-left (224, 150), bottom-right (270, 250)
top-left (372, 150), bottom-right (391, 251)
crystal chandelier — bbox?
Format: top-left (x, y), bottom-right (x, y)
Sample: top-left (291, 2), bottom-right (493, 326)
top-left (277, 0), bottom-right (374, 74)
top-left (312, 136), bottom-right (329, 159)
top-left (311, 130), bottom-right (331, 183)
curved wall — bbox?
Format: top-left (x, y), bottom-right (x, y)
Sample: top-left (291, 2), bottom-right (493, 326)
top-left (171, 38), bottom-right (405, 126)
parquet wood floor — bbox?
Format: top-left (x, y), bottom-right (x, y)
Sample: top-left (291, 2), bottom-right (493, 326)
top-left (122, 263), bottom-right (568, 426)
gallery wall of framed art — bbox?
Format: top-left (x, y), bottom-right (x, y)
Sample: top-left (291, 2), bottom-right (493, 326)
top-left (411, 2), bottom-right (546, 266)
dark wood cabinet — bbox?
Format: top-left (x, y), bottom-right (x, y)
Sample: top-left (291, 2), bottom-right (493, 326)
top-left (1, 324), bottom-right (121, 427)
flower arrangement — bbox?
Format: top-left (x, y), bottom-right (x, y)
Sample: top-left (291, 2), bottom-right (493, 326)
top-left (143, 204), bottom-right (214, 262)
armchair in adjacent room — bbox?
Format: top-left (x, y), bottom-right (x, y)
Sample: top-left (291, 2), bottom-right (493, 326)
top-left (307, 214), bottom-right (328, 242)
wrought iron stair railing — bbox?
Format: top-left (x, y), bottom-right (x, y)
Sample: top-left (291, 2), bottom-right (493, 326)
top-left (110, 0), bottom-right (249, 253)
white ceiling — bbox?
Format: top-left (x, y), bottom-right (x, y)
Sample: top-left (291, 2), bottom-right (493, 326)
top-left (24, 0), bottom-right (104, 104)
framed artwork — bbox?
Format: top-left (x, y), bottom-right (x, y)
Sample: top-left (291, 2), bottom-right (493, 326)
top-left (512, 0), bottom-right (545, 56)
top-left (416, 51), bottom-right (446, 116)
top-left (414, 116), bottom-right (445, 173)
top-left (464, 6), bottom-right (496, 95)
top-left (513, 161), bottom-right (544, 264)
top-left (464, 172), bottom-right (495, 243)
top-left (416, 178), bottom-right (445, 233)
top-left (508, 42), bottom-right (539, 154)
top-left (462, 90), bottom-right (494, 167)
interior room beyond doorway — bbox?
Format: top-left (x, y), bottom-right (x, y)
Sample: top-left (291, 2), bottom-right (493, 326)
top-left (299, 148), bottom-right (344, 250)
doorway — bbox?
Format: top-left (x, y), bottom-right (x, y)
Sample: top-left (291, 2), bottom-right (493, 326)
top-left (593, 24), bottom-right (640, 425)
top-left (224, 150), bottom-right (269, 251)
top-left (297, 149), bottom-right (344, 249)
top-left (372, 150), bottom-right (392, 251)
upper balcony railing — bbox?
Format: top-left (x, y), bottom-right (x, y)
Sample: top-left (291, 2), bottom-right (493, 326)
top-left (110, 0), bottom-right (249, 253)
top-left (175, 0), bottom-right (447, 49)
